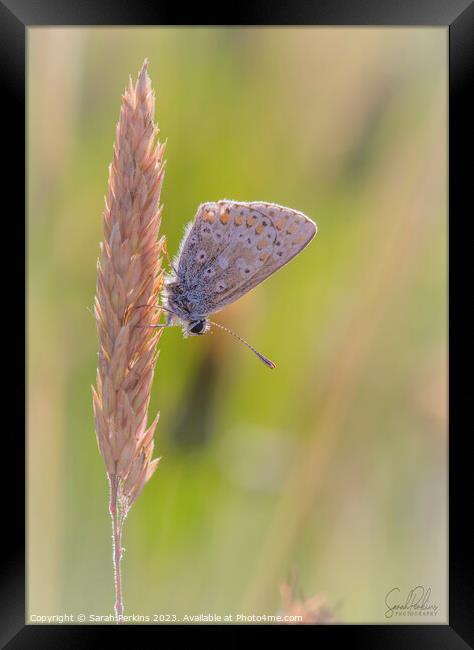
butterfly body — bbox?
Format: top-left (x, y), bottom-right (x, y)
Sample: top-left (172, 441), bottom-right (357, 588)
top-left (162, 200), bottom-right (317, 363)
top-left (163, 279), bottom-right (211, 336)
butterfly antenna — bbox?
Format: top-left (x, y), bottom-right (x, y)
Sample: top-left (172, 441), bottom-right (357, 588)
top-left (209, 320), bottom-right (276, 369)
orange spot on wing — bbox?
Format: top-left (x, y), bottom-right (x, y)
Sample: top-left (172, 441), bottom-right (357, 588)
top-left (246, 216), bottom-right (256, 227)
top-left (257, 239), bottom-right (269, 250)
top-left (203, 210), bottom-right (215, 223)
top-left (275, 218), bottom-right (285, 230)
top-left (235, 215), bottom-right (243, 225)
top-left (255, 223), bottom-right (264, 235)
top-left (220, 211), bottom-right (229, 225)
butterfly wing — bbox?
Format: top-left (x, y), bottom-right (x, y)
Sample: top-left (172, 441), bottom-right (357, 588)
top-left (174, 202), bottom-right (235, 287)
top-left (174, 200), bottom-right (317, 318)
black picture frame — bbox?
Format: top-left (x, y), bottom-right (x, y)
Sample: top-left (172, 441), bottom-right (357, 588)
top-left (4, 0), bottom-right (471, 646)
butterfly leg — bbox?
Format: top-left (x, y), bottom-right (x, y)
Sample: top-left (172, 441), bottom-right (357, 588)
top-left (135, 323), bottom-right (173, 329)
top-left (162, 237), bottom-right (178, 275)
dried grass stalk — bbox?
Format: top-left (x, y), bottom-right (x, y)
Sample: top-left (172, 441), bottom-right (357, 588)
top-left (92, 59), bottom-right (165, 620)
top-left (279, 575), bottom-right (337, 624)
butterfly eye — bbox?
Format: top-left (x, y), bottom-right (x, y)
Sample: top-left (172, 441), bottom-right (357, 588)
top-left (189, 320), bottom-right (206, 335)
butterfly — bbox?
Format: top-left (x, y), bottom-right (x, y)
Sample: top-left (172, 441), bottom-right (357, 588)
top-left (160, 200), bottom-right (317, 368)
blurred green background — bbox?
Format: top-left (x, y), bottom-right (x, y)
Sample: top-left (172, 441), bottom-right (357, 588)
top-left (28, 27), bottom-right (447, 623)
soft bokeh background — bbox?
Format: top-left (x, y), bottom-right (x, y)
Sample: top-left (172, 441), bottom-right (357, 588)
top-left (28, 27), bottom-right (447, 623)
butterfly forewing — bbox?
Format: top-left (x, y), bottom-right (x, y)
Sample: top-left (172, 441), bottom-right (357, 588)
top-left (175, 202), bottom-right (233, 287)
top-left (173, 200), bottom-right (317, 318)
